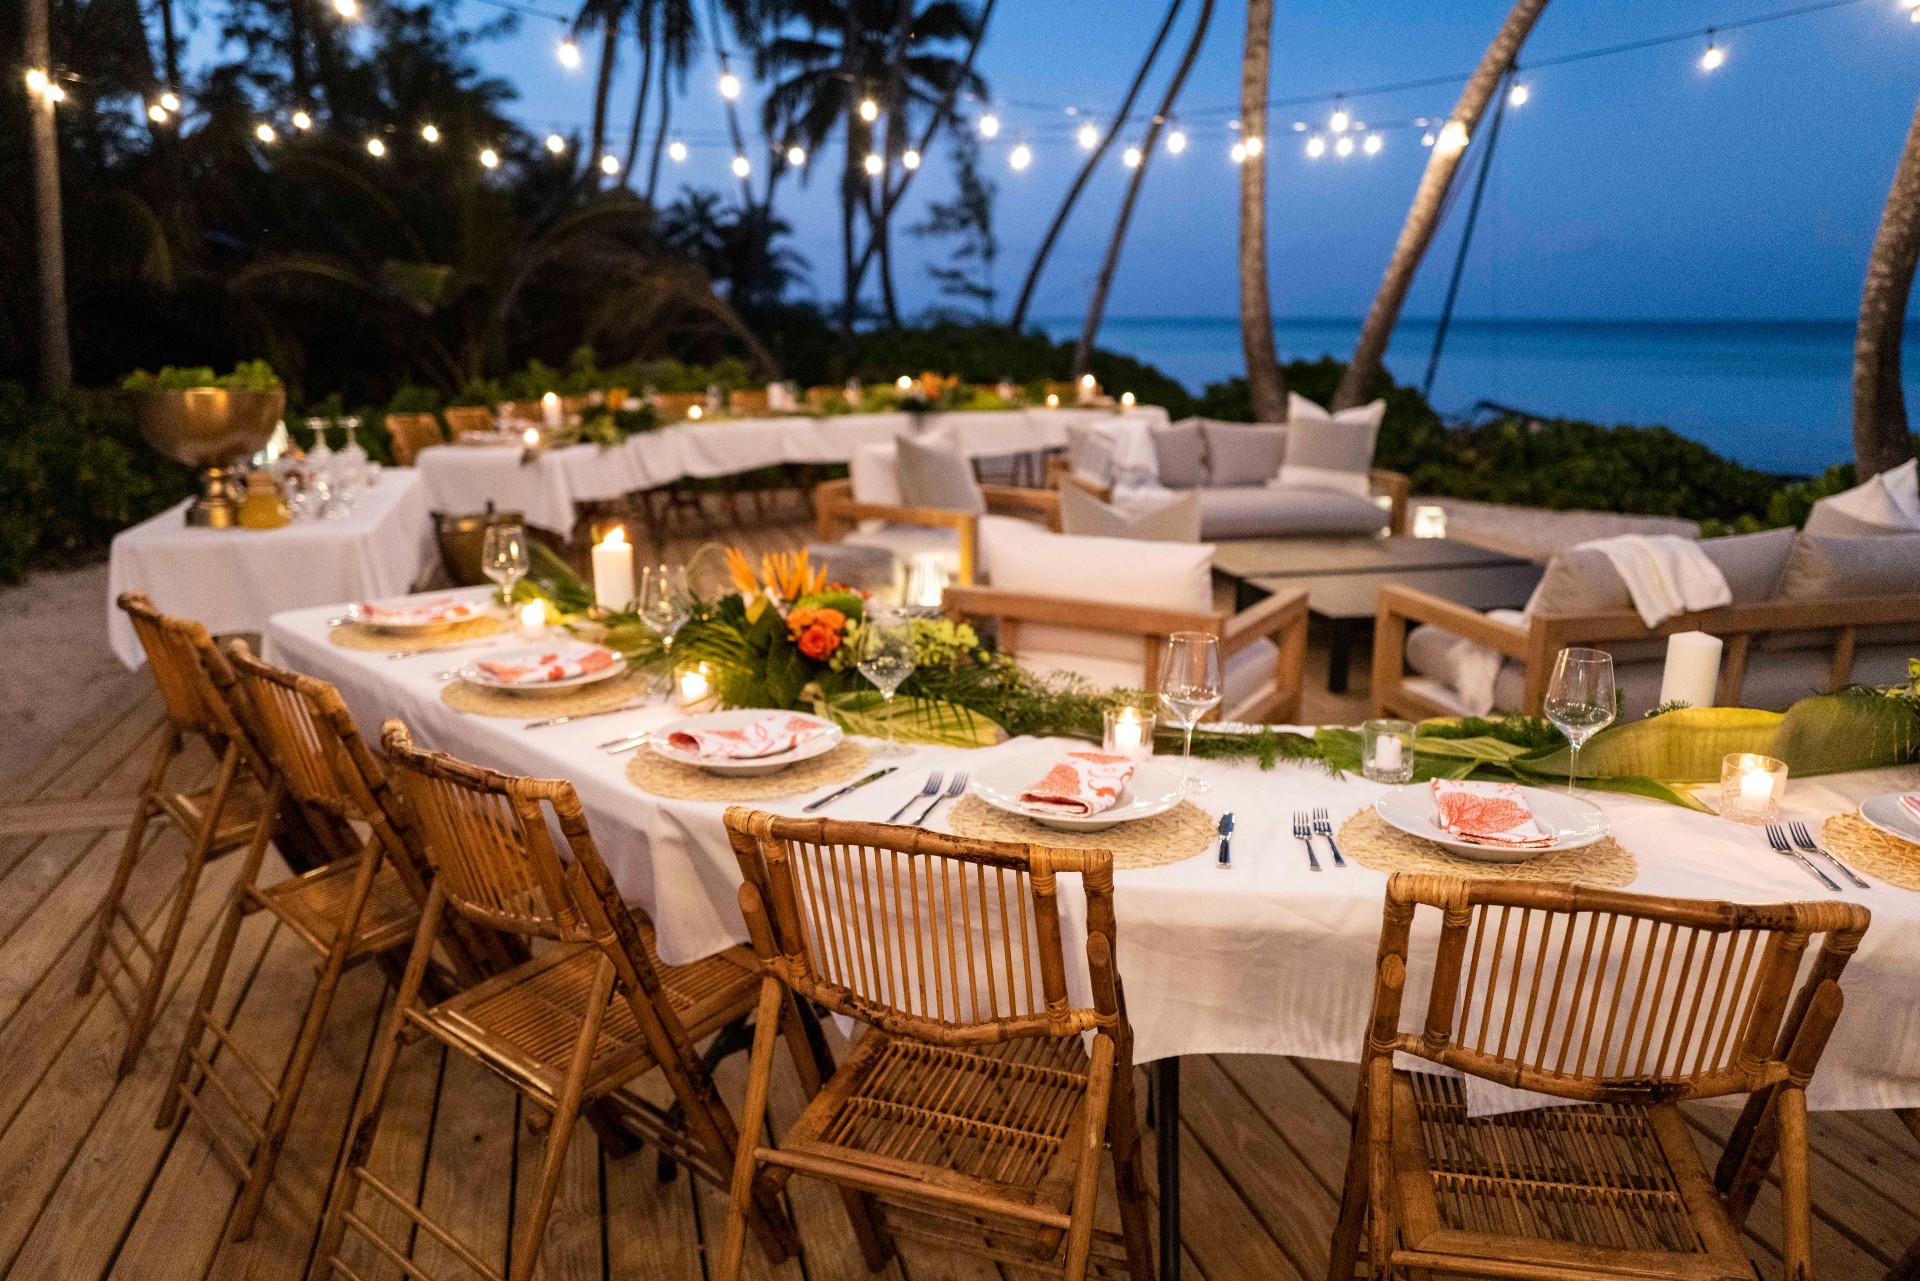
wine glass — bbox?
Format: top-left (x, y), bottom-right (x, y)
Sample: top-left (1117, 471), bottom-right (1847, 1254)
top-left (1157, 631), bottom-right (1222, 795)
top-left (480, 522), bottom-right (530, 603)
top-left (856, 611), bottom-right (917, 760)
top-left (1545, 647), bottom-right (1617, 794)
top-left (636, 564), bottom-right (690, 640)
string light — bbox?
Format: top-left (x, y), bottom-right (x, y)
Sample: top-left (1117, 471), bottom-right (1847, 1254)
top-left (1436, 120), bottom-right (1469, 155)
top-left (420, 123), bottom-right (440, 142)
top-left (1700, 30), bottom-right (1726, 69)
top-left (255, 122), bottom-right (276, 143)
top-left (1421, 130), bottom-right (1436, 147)
top-left (1122, 145), bottom-right (1142, 168)
top-left (858, 98), bottom-right (878, 122)
top-left (668, 140), bottom-right (688, 162)
top-left (480, 147), bottom-right (500, 168)
top-left (556, 39), bottom-right (581, 68)
top-left (148, 103), bottom-right (168, 122)
top-left (1166, 129), bottom-right (1187, 154)
top-left (1009, 143), bottom-right (1032, 170)
top-left (1231, 140), bottom-right (1249, 163)
top-left (1336, 135), bottom-right (1355, 157)
top-left (1243, 135), bottom-right (1263, 157)
top-left (786, 144), bottom-right (806, 165)
top-left (863, 152), bottom-right (883, 175)
top-left (1363, 133), bottom-right (1383, 155)
top-left (731, 154), bottom-right (750, 177)
top-left (546, 133), bottom-right (566, 153)
top-left (600, 153), bottom-right (619, 175)
top-left (902, 148), bottom-right (921, 170)
top-left (292, 110), bottom-right (312, 130)
top-left (977, 113), bottom-right (1000, 138)
top-left (366, 137), bottom-right (386, 157)
top-left (1304, 136), bottom-right (1325, 159)
top-left (1330, 106), bottom-right (1351, 133)
top-left (1077, 121), bottom-right (1098, 149)
top-left (331, 0), bottom-right (357, 18)
top-left (1507, 82), bottom-right (1531, 106)
top-left (160, 92), bottom-right (179, 111)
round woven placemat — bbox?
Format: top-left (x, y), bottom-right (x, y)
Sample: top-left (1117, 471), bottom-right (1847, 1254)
top-left (945, 795), bottom-right (1215, 871)
top-left (329, 616), bottom-right (507, 653)
top-left (441, 670), bottom-right (652, 719)
top-left (625, 739), bottom-right (871, 801)
top-left (1822, 812), bottom-right (1920, 891)
top-left (1335, 809), bottom-right (1638, 888)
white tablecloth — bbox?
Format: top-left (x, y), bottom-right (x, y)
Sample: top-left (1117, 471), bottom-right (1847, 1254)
top-left (413, 409), bottom-right (1169, 537)
top-left (108, 471), bottom-right (436, 669)
top-left (264, 590), bottom-right (1920, 1112)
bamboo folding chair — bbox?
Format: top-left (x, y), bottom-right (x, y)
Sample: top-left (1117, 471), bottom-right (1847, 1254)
top-left (158, 643), bottom-right (482, 1241)
top-left (718, 809), bottom-right (1156, 1281)
top-left (383, 412), bottom-right (446, 466)
top-left (80, 593), bottom-right (274, 1077)
top-left (1328, 874), bottom-right (1871, 1281)
top-left (310, 724), bottom-right (799, 1281)
top-left (441, 405), bottom-right (495, 438)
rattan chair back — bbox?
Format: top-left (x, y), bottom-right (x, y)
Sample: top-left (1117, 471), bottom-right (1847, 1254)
top-left (117, 592), bottom-right (247, 746)
top-left (1368, 874), bottom-right (1871, 1104)
top-left (441, 405), bottom-right (494, 437)
top-left (382, 412), bottom-right (444, 466)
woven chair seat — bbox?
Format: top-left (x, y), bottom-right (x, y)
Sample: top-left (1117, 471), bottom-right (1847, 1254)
top-left (257, 861), bottom-right (421, 960)
top-left (162, 774), bottom-right (271, 854)
top-left (1387, 1072), bottom-right (1751, 1279)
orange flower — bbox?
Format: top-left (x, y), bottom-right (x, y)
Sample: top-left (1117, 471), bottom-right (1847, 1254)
top-left (797, 624), bottom-right (839, 660)
top-left (758, 550), bottom-right (827, 602)
top-left (787, 607), bottom-right (817, 632)
top-left (812, 607), bottom-right (846, 630)
top-left (723, 547), bottom-right (758, 597)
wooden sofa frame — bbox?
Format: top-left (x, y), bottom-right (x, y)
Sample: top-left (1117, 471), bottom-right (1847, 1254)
top-left (1372, 584), bottom-right (1920, 719)
top-left (944, 583), bottom-right (1310, 724)
top-left (813, 477), bottom-right (1065, 585)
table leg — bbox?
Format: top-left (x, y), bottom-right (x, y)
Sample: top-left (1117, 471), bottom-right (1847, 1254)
top-left (1153, 1057), bottom-right (1180, 1281)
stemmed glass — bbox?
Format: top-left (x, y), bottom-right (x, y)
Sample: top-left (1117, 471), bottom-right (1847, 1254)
top-left (1158, 631), bottom-right (1222, 796)
top-left (856, 610), bottom-right (917, 760)
top-left (480, 522), bottom-right (530, 603)
top-left (636, 565), bottom-right (690, 639)
top-left (1545, 647), bottom-right (1617, 794)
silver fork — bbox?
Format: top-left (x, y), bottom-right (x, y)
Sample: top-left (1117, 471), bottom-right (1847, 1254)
top-left (1311, 807), bottom-right (1346, 868)
top-left (1764, 824), bottom-right (1840, 891)
top-left (1292, 810), bottom-right (1322, 872)
top-left (1788, 820), bottom-right (1869, 889)
top-left (913, 771), bottom-right (968, 827)
top-left (887, 773), bottom-right (943, 824)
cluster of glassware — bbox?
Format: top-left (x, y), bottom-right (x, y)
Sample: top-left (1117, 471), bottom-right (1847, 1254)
top-left (270, 420), bottom-right (380, 520)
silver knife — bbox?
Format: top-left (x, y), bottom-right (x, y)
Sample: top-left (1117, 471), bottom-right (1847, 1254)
top-left (1216, 811), bottom-right (1234, 868)
top-left (389, 637), bottom-right (504, 661)
top-left (524, 699), bottom-right (650, 730)
top-left (803, 768), bottom-right (897, 813)
top-left (602, 729), bottom-right (653, 754)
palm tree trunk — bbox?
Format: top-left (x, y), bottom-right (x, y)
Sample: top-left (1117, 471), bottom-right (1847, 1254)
top-left (589, 22), bottom-right (619, 185)
top-left (288, 0), bottom-right (313, 104)
top-left (1236, 0), bottom-right (1284, 421)
top-left (156, 0), bottom-right (181, 87)
top-left (869, 185), bottom-right (900, 326)
top-left (842, 100), bottom-right (862, 334)
top-left (1008, 0), bottom-right (1184, 334)
top-left (622, 20), bottom-right (653, 188)
top-left (1074, 0), bottom-right (1213, 378)
top-left (1333, 0), bottom-right (1549, 409)
top-left (1854, 92), bottom-right (1920, 479)
top-left (645, 65), bottom-right (672, 201)
top-left (24, 0), bottom-right (71, 392)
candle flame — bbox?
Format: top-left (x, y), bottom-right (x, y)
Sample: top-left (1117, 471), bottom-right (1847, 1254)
top-left (522, 427), bottom-right (539, 447)
top-left (519, 599), bottom-right (547, 628)
top-left (600, 526), bottom-right (626, 549)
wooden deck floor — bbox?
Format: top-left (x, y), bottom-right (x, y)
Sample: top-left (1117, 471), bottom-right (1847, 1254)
top-left (1, 503), bottom-right (1915, 1281)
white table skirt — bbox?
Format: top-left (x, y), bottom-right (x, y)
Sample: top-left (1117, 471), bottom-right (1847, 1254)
top-left (413, 409), bottom-right (1170, 535)
top-left (264, 591), bottom-right (1920, 1112)
top-left (107, 471), bottom-right (436, 669)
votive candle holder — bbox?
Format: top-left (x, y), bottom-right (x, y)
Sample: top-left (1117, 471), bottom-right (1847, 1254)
top-left (1103, 701), bottom-right (1156, 760)
top-left (1363, 719), bottom-right (1416, 784)
top-left (1719, 752), bottom-right (1788, 826)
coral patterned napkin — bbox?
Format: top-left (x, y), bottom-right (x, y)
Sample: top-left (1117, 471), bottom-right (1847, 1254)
top-left (1431, 779), bottom-right (1555, 849)
top-left (474, 646), bottom-right (617, 686)
top-left (667, 714), bottom-right (827, 761)
top-left (354, 596), bottom-right (480, 627)
top-left (1902, 795), bottom-right (1920, 825)
top-left (1019, 752), bottom-right (1136, 818)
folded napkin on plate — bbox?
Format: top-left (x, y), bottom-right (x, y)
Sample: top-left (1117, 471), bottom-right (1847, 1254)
top-left (1431, 779), bottom-right (1555, 849)
top-left (475, 647), bottom-right (616, 685)
top-left (1902, 795), bottom-right (1920, 825)
top-left (1019, 751), bottom-right (1135, 818)
top-left (357, 596), bottom-right (474, 625)
top-left (667, 714), bottom-right (827, 760)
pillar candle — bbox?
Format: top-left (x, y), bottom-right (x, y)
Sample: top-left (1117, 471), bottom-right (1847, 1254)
top-left (592, 526), bottom-right (634, 612)
top-left (1658, 631), bottom-right (1723, 709)
top-left (541, 391), bottom-right (562, 429)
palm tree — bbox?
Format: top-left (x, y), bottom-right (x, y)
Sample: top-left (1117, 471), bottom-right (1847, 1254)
top-left (1237, 0), bottom-right (1282, 421)
top-left (644, 0), bottom-right (698, 200)
top-left (574, 0), bottom-right (639, 183)
top-left (1854, 92), bottom-right (1920, 479)
top-left (1334, 0), bottom-right (1549, 410)
top-left (24, 0), bottom-right (72, 391)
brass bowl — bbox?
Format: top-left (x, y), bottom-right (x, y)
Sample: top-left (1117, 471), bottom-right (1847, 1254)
top-left (133, 386), bottom-right (286, 467)
top-left (434, 510), bottom-right (526, 586)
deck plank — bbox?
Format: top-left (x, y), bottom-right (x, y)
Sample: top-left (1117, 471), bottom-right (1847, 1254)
top-left (409, 1050), bottom-right (518, 1278)
top-left (511, 1115), bottom-right (604, 1281)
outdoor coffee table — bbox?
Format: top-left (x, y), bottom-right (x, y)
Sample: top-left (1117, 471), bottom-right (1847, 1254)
top-left (1213, 536), bottom-right (1543, 694)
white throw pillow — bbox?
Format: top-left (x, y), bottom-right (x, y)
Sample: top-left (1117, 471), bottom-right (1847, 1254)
top-left (1805, 457), bottom-right (1920, 535)
top-left (1274, 393), bottom-right (1384, 497)
top-left (1059, 484), bottom-right (1202, 542)
top-left (849, 441), bottom-right (902, 508)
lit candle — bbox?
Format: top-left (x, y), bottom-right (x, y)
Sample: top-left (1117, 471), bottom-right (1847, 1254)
top-left (1120, 391), bottom-right (1136, 408)
top-left (541, 391), bottom-right (562, 429)
top-left (1412, 504), bottom-right (1448, 539)
top-left (1045, 393), bottom-right (1060, 409)
top-left (687, 404), bottom-right (703, 420)
top-left (521, 426), bottom-right (540, 449)
top-left (1373, 735), bottom-right (1403, 773)
top-left (591, 526), bottom-right (634, 612)
top-left (1739, 768), bottom-right (1773, 805)
top-left (1103, 704), bottom-right (1155, 759)
top-left (1112, 708), bottom-right (1145, 753)
top-left (1658, 631), bottom-right (1723, 710)
top-left (677, 663), bottom-right (714, 706)
top-left (518, 598), bottom-right (548, 636)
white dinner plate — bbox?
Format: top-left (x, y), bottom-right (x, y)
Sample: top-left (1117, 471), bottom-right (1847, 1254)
top-left (1373, 783), bottom-right (1611, 864)
top-left (345, 593), bottom-right (491, 635)
top-left (1858, 792), bottom-right (1920, 847)
top-left (648, 709), bottom-right (843, 777)
top-left (457, 641), bottom-right (626, 695)
top-left (970, 752), bottom-right (1185, 833)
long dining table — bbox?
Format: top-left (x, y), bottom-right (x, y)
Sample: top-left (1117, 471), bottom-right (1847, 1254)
top-left (265, 590), bottom-right (1920, 1281)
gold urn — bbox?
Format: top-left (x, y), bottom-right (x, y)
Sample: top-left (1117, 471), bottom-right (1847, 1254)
top-left (132, 385), bottom-right (287, 527)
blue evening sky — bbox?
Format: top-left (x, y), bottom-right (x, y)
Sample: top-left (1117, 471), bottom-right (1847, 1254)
top-left (463, 0), bottom-right (1919, 324)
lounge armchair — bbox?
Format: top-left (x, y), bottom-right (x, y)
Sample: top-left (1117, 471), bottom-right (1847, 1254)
top-left (814, 477), bottom-right (1063, 585)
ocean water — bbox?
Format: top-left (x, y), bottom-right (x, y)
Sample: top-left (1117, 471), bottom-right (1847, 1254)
top-left (1040, 316), bottom-right (1904, 476)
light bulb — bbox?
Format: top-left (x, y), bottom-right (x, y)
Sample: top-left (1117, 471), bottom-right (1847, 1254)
top-left (24, 69), bottom-right (47, 94)
top-left (1009, 143), bottom-right (1031, 171)
top-left (1421, 131), bottom-right (1436, 147)
top-left (44, 84), bottom-right (63, 102)
top-left (1166, 129), bottom-right (1187, 154)
top-left (149, 104), bottom-right (168, 123)
top-left (420, 123), bottom-right (439, 142)
top-left (479, 147), bottom-right (499, 168)
top-left (366, 136), bottom-right (386, 157)
top-left (731, 154), bottom-right (750, 178)
top-left (331, 0), bottom-right (356, 17)
top-left (668, 140), bottom-right (687, 162)
top-left (254, 122), bottom-right (275, 142)
top-left (1507, 82), bottom-right (1530, 106)
top-left (1077, 121), bottom-right (1098, 149)
top-left (556, 39), bottom-right (581, 68)
top-left (292, 110), bottom-right (312, 130)
top-left (1363, 133), bottom-right (1383, 155)
top-left (1231, 141), bottom-right (1249, 163)
top-left (1122, 146), bottom-right (1142, 168)
top-left (977, 113), bottom-right (999, 138)
top-left (1912, 5), bottom-right (1919, 21)
top-left (600, 153), bottom-right (619, 175)
top-left (784, 144), bottom-right (805, 166)
top-left (902, 148), bottom-right (920, 170)
top-left (718, 71), bottom-right (741, 100)
top-left (1700, 43), bottom-right (1725, 70)
top-left (863, 152), bottom-right (883, 176)
top-left (1243, 135), bottom-right (1262, 157)
top-left (1304, 136), bottom-right (1324, 159)
top-left (160, 92), bottom-right (180, 111)
top-left (1330, 108), bottom-right (1350, 133)
top-left (1436, 120), bottom-right (1469, 154)
top-left (1335, 135), bottom-right (1355, 157)
top-left (545, 133), bottom-right (565, 153)
top-left (858, 97), bottom-right (878, 123)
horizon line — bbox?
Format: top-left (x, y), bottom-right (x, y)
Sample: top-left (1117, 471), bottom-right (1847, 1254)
top-left (1034, 314), bottom-right (1862, 328)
